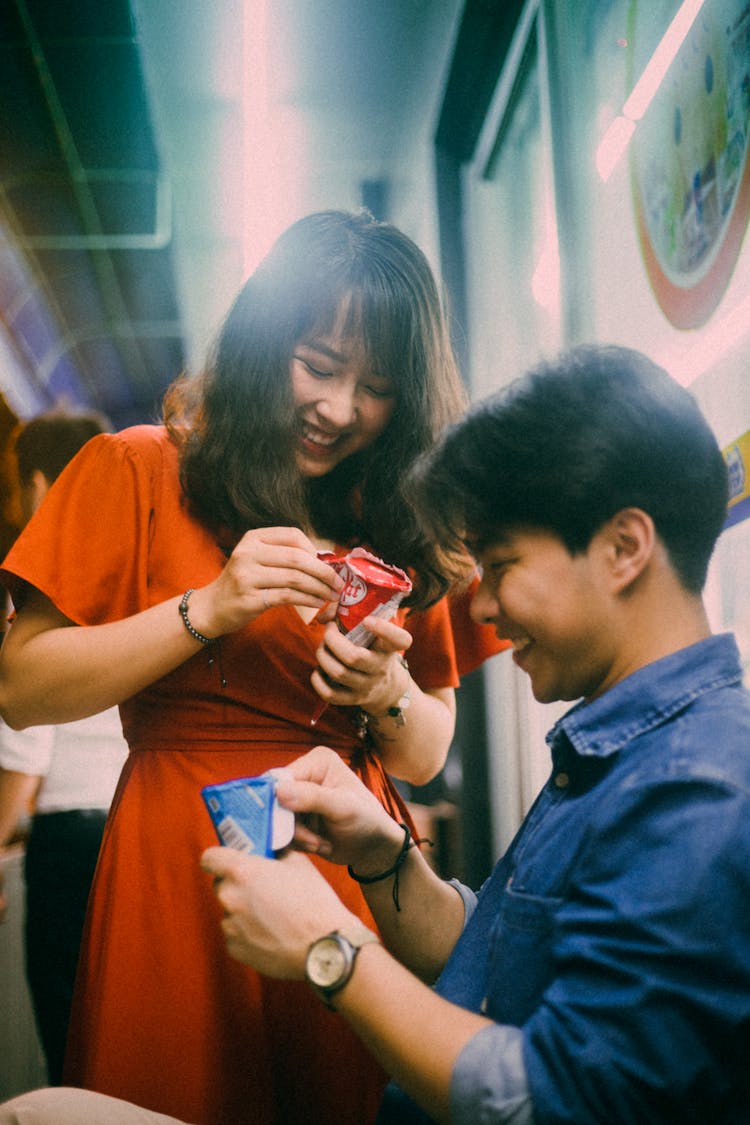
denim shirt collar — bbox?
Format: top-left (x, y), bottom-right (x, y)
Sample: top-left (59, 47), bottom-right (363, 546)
top-left (547, 633), bottom-right (743, 764)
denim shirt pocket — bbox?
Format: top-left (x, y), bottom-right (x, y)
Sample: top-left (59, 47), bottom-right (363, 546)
top-left (485, 878), bottom-right (562, 1027)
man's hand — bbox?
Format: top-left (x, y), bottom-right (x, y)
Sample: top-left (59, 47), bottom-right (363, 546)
top-left (204, 748), bottom-right (465, 989)
top-left (201, 846), bottom-right (355, 977)
top-left (275, 746), bottom-right (408, 873)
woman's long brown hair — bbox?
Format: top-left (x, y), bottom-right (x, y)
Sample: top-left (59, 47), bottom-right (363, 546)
top-left (164, 210), bottom-right (469, 608)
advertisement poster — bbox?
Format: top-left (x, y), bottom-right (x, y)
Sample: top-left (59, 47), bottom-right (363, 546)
top-left (630, 0), bottom-right (750, 328)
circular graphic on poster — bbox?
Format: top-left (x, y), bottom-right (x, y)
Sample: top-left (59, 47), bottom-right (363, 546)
top-left (629, 0), bottom-right (750, 328)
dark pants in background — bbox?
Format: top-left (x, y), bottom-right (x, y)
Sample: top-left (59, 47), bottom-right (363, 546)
top-left (23, 809), bottom-right (108, 1085)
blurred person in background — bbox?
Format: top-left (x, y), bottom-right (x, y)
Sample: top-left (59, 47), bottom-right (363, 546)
top-left (0, 410), bottom-right (129, 1085)
top-left (0, 393), bottom-right (22, 633)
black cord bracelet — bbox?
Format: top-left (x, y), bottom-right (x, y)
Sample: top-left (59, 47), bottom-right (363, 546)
top-left (179, 588), bottom-right (213, 646)
top-left (348, 822), bottom-right (414, 912)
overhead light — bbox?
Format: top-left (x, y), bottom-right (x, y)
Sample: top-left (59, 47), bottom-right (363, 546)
top-left (531, 239), bottom-right (561, 312)
top-left (242, 0), bottom-right (270, 276)
top-left (595, 114), bottom-right (637, 183)
top-left (531, 191), bottom-right (561, 316)
top-left (596, 0), bottom-right (706, 183)
top-left (242, 0), bottom-right (309, 275)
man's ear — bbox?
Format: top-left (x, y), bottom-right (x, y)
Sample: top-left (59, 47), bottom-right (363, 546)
top-left (603, 508), bottom-right (655, 592)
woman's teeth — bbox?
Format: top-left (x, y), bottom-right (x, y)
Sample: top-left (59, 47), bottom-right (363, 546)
top-left (304, 428), bottom-right (338, 447)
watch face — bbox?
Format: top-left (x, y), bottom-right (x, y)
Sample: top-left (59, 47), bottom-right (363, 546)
top-left (307, 935), bottom-right (348, 989)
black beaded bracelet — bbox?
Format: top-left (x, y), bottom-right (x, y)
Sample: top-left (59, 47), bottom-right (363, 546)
top-left (179, 588), bottom-right (213, 646)
top-left (348, 822), bottom-right (414, 912)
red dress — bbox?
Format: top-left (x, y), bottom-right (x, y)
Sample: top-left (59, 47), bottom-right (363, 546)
top-left (1, 427), bottom-right (507, 1125)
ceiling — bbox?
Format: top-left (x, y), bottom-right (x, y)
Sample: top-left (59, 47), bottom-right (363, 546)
top-left (0, 0), bottom-right (464, 429)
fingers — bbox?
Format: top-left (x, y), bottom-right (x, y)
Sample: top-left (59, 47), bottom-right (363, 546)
top-left (320, 617), bottom-right (412, 667)
top-left (312, 600), bottom-right (339, 624)
top-left (206, 527), bottom-right (345, 632)
top-left (275, 752), bottom-right (390, 831)
top-left (292, 818), bottom-right (333, 857)
top-left (238, 526), bottom-right (318, 553)
top-left (358, 615), bottom-right (414, 653)
top-left (275, 776), bottom-right (348, 818)
top-left (233, 528), bottom-right (345, 606)
top-left (202, 754), bottom-right (396, 890)
top-left (274, 748), bottom-right (378, 820)
top-left (285, 745), bottom-right (354, 787)
top-left (201, 844), bottom-right (256, 881)
top-left (311, 618), bottom-right (412, 712)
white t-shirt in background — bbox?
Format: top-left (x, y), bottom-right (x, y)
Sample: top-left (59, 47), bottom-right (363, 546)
top-left (0, 708), bottom-right (128, 813)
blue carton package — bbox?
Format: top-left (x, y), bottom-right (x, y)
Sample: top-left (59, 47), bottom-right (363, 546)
top-left (201, 769), bottom-right (295, 856)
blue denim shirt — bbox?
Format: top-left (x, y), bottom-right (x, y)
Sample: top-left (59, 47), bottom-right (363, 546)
top-left (381, 634), bottom-right (750, 1124)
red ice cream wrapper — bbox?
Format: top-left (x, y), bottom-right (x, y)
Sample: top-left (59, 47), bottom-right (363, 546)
top-left (317, 547), bottom-right (412, 648)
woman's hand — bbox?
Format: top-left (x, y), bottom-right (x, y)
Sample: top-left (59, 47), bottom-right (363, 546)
top-left (185, 527), bottom-right (344, 638)
top-left (311, 614), bottom-right (413, 717)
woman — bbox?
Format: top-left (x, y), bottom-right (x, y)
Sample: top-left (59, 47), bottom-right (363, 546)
top-left (0, 211), bottom-right (503, 1124)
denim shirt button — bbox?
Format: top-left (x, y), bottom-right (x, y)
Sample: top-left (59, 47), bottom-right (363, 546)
top-left (554, 771), bottom-right (570, 788)
top-left (480, 996), bottom-right (488, 1014)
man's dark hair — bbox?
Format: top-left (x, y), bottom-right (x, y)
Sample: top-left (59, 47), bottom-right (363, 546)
top-left (15, 411), bottom-right (110, 486)
top-left (412, 345), bottom-right (729, 593)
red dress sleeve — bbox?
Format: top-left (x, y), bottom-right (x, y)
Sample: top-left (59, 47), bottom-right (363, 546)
top-left (0, 428), bottom-right (166, 623)
top-left (448, 575), bottom-right (511, 674)
top-left (403, 575), bottom-right (509, 690)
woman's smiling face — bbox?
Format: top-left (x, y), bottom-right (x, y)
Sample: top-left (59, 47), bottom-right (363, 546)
top-left (290, 308), bottom-right (396, 479)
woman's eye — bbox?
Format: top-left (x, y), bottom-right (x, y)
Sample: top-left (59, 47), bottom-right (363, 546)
top-left (296, 356), bottom-right (332, 378)
top-left (363, 376), bottom-right (395, 398)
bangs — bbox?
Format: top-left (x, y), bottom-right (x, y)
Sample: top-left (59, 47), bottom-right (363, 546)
top-left (293, 267), bottom-right (351, 343)
top-left (344, 280), bottom-right (415, 388)
top-left (299, 276), bottom-right (415, 391)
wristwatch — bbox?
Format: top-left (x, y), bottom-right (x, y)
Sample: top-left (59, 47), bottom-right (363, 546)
top-left (305, 926), bottom-right (380, 1009)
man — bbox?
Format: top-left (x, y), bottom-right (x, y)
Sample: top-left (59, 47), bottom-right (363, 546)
top-left (2, 345), bottom-right (748, 1122)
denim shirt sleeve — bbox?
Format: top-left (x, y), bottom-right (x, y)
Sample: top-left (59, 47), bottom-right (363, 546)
top-left (452, 1024), bottom-right (534, 1124)
top-left (444, 881), bottom-right (535, 1123)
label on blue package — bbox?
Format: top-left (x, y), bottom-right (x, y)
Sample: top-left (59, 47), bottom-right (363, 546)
top-left (201, 768), bottom-right (295, 856)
